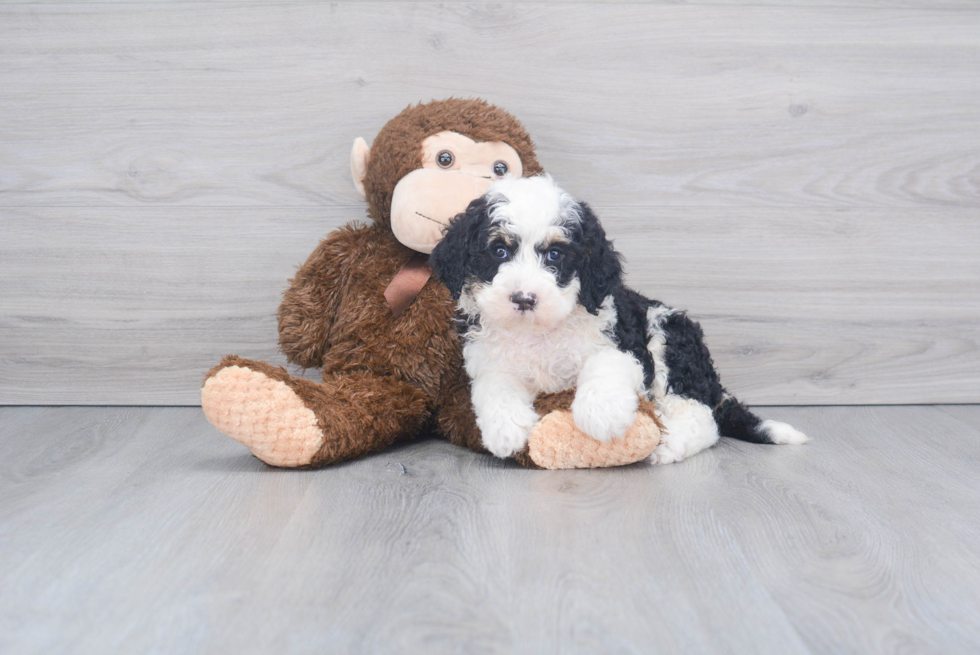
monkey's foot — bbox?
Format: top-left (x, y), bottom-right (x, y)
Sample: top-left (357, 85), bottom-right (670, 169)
top-left (201, 356), bottom-right (324, 468)
top-left (525, 408), bottom-right (661, 470)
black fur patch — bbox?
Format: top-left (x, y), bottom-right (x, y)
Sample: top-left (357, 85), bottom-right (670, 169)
top-left (430, 196), bottom-right (506, 300)
top-left (659, 310), bottom-right (725, 408)
top-left (572, 202), bottom-right (624, 315)
top-left (655, 308), bottom-right (775, 444)
top-left (536, 239), bottom-right (579, 289)
top-left (713, 397), bottom-right (770, 443)
top-left (608, 288), bottom-right (657, 389)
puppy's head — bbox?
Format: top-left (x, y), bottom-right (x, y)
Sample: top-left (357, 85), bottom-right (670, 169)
top-left (431, 175), bottom-right (622, 332)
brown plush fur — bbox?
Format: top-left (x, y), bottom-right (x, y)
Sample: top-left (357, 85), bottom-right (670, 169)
top-left (275, 100), bottom-right (547, 464)
top-left (204, 99), bottom-right (546, 467)
top-left (275, 222), bottom-right (466, 464)
top-left (204, 354), bottom-right (430, 467)
top-left (277, 223), bottom-right (459, 397)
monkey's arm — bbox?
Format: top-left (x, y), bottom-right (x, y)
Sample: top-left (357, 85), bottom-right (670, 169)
top-left (277, 226), bottom-right (364, 369)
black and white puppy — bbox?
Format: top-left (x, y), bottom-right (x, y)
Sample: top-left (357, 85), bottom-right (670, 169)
top-left (430, 175), bottom-right (807, 463)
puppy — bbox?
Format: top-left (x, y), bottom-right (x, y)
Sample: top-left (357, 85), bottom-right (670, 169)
top-left (430, 175), bottom-right (807, 463)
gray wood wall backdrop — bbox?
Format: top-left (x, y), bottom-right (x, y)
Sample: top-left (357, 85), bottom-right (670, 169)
top-left (1, 1), bottom-right (978, 406)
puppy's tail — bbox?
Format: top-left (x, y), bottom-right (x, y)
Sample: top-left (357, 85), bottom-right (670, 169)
top-left (713, 396), bottom-right (809, 445)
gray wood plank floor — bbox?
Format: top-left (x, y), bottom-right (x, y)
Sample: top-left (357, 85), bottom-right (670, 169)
top-left (2, 406), bottom-right (979, 654)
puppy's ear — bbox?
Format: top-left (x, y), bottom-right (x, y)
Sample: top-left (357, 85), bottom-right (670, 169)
top-left (430, 196), bottom-right (490, 300)
top-left (576, 202), bottom-right (623, 314)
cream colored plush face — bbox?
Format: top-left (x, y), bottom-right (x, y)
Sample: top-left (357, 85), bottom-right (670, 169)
top-left (353, 131), bottom-right (523, 254)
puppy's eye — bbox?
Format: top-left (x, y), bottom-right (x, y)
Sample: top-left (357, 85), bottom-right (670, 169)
top-left (546, 249), bottom-right (563, 263)
top-left (492, 245), bottom-right (510, 260)
top-left (437, 151), bottom-right (455, 168)
top-left (492, 161), bottom-right (509, 177)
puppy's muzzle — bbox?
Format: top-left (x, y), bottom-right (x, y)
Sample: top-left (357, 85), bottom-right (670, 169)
top-left (510, 291), bottom-right (537, 312)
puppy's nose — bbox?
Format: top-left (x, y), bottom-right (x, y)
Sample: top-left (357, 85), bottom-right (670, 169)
top-left (510, 291), bottom-right (537, 312)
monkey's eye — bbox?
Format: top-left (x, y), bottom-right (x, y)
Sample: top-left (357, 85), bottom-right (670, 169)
top-left (437, 150), bottom-right (455, 168)
top-left (492, 161), bottom-right (509, 177)
top-left (546, 249), bottom-right (563, 263)
top-left (491, 244), bottom-right (510, 260)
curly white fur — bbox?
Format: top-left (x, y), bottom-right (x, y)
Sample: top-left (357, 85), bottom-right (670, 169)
top-left (469, 370), bottom-right (542, 459)
top-left (760, 420), bottom-right (809, 445)
top-left (464, 296), bottom-right (644, 456)
top-left (650, 394), bottom-right (720, 465)
top-left (571, 348), bottom-right (644, 442)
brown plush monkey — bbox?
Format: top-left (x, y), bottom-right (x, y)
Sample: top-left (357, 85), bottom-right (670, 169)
top-left (201, 99), bottom-right (660, 469)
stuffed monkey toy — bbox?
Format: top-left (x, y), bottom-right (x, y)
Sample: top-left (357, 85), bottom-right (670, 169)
top-left (201, 98), bottom-right (661, 469)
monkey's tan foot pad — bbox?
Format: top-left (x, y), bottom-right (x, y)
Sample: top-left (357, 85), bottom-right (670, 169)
top-left (527, 410), bottom-right (661, 470)
top-left (201, 365), bottom-right (324, 468)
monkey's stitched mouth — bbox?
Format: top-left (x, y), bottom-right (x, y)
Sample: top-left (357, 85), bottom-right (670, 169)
top-left (416, 211), bottom-right (448, 227)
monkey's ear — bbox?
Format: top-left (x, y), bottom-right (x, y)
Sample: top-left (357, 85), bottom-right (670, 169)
top-left (351, 137), bottom-right (370, 198)
top-left (430, 196), bottom-right (490, 301)
top-left (577, 202), bottom-right (624, 314)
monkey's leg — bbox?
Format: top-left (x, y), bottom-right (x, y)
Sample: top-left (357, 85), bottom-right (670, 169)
top-left (201, 355), bottom-right (429, 468)
top-left (434, 373), bottom-right (661, 470)
top-left (518, 391), bottom-right (662, 470)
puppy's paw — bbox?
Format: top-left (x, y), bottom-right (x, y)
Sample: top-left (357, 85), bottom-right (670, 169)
top-left (478, 405), bottom-right (538, 459)
top-left (482, 422), bottom-right (533, 459)
top-left (571, 386), bottom-right (638, 443)
top-left (649, 438), bottom-right (685, 465)
top-left (648, 394), bottom-right (721, 465)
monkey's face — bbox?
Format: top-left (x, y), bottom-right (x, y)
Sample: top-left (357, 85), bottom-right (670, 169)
top-left (389, 131), bottom-right (523, 253)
